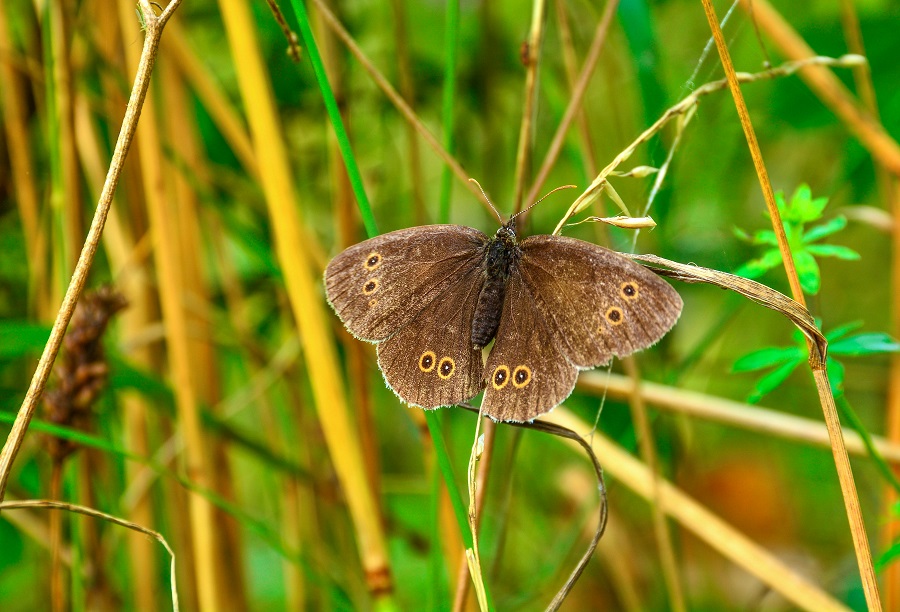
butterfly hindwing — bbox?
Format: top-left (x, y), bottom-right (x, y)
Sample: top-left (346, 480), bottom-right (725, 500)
top-left (517, 235), bottom-right (682, 369)
top-left (481, 273), bottom-right (577, 422)
top-left (376, 263), bottom-right (485, 408)
top-left (324, 225), bottom-right (488, 342)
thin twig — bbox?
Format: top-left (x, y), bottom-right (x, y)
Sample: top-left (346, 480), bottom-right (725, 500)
top-left (0, 0), bottom-right (183, 503)
top-left (511, 0), bottom-right (547, 214)
top-left (523, 0), bottom-right (619, 212)
top-left (552, 54), bottom-right (867, 235)
top-left (309, 0), bottom-right (490, 210)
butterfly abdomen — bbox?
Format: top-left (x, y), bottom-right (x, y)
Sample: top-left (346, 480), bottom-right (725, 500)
top-left (471, 226), bottom-right (520, 348)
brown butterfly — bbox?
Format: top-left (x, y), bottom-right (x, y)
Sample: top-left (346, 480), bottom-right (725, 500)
top-left (324, 216), bottom-right (681, 422)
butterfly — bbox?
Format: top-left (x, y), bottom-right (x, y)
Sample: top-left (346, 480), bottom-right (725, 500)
top-left (324, 217), bottom-right (682, 422)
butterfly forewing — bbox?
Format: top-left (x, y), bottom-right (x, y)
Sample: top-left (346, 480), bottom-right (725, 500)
top-left (481, 274), bottom-right (577, 422)
top-left (518, 235), bottom-right (682, 368)
top-left (377, 264), bottom-right (485, 408)
top-left (324, 225), bottom-right (488, 341)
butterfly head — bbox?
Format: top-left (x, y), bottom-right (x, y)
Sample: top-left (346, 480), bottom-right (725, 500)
top-left (494, 222), bottom-right (518, 247)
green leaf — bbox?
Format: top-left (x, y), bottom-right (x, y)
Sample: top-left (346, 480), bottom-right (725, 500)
top-left (826, 358), bottom-right (845, 397)
top-left (830, 333), bottom-right (900, 356)
top-left (802, 215), bottom-right (847, 243)
top-left (805, 244), bottom-right (861, 260)
top-left (876, 539), bottom-right (900, 571)
top-left (794, 250), bottom-right (821, 295)
top-left (733, 347), bottom-right (801, 372)
top-left (748, 359), bottom-right (801, 403)
top-left (788, 184), bottom-right (828, 223)
top-left (733, 226), bottom-right (751, 242)
top-left (751, 229), bottom-right (778, 246)
top-left (0, 322), bottom-right (51, 359)
top-left (735, 249), bottom-right (783, 278)
top-left (825, 321), bottom-right (864, 342)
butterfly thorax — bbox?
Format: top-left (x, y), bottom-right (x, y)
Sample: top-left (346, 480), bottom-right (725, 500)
top-left (471, 225), bottom-right (520, 348)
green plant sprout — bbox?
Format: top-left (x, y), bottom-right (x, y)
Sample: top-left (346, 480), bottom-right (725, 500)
top-left (734, 184), bottom-right (860, 295)
top-left (733, 321), bottom-right (899, 404)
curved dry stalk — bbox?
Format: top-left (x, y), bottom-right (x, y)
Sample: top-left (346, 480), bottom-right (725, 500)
top-left (551, 54), bottom-right (867, 235)
top-left (0, 499), bottom-right (179, 612)
top-left (452, 419), bottom-right (496, 611)
top-left (0, 0), bottom-right (183, 503)
top-left (543, 408), bottom-right (849, 612)
top-left (459, 405), bottom-right (608, 611)
top-left (629, 247), bottom-right (880, 607)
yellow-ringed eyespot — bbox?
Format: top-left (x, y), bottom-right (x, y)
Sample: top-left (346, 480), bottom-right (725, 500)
top-left (606, 306), bottom-right (624, 325)
top-left (364, 252), bottom-right (383, 271)
top-left (492, 365), bottom-right (510, 389)
top-left (512, 365), bottom-right (532, 388)
top-left (419, 351), bottom-right (436, 373)
top-left (620, 281), bottom-right (639, 300)
top-left (368, 299), bottom-right (377, 307)
top-left (438, 357), bottom-right (456, 379)
top-left (362, 278), bottom-right (380, 295)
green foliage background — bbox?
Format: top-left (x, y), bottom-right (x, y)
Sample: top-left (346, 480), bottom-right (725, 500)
top-left (0, 0), bottom-right (898, 609)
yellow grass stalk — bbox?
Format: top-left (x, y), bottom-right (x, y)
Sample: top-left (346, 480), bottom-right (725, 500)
top-left (737, 0), bottom-right (900, 176)
top-left (48, 0), bottom-right (82, 271)
top-left (312, 4), bottom-right (383, 501)
top-left (164, 26), bottom-right (259, 180)
top-left (0, 2), bottom-right (41, 281)
top-left (215, 0), bottom-right (394, 598)
top-left (544, 408), bottom-right (851, 612)
top-left (160, 57), bottom-right (250, 608)
top-left (579, 372), bottom-right (900, 463)
top-left (511, 0), bottom-right (547, 213)
top-left (621, 357), bottom-right (686, 612)
top-left (116, 1), bottom-right (222, 609)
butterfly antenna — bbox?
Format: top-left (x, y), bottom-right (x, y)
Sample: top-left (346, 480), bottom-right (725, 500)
top-left (469, 178), bottom-right (504, 224)
top-left (510, 184), bottom-right (578, 222)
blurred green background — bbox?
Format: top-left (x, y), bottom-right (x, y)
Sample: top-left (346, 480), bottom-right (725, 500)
top-left (0, 0), bottom-right (898, 609)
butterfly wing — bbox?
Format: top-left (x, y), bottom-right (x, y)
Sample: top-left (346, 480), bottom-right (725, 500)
top-left (325, 225), bottom-right (487, 341)
top-left (376, 261), bottom-right (485, 408)
top-left (517, 235), bottom-right (682, 368)
top-left (325, 225), bottom-right (488, 408)
top-left (481, 273), bottom-right (577, 422)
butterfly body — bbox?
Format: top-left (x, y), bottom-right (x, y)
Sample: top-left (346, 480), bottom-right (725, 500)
top-left (472, 224), bottom-right (519, 348)
top-left (325, 223), bottom-right (682, 422)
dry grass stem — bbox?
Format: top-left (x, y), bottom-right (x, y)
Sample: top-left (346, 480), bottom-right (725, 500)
top-left (702, 2), bottom-right (880, 606)
top-left (0, 0), bottom-right (183, 503)
top-left (579, 371), bottom-right (900, 463)
top-left (216, 0), bottom-right (393, 597)
top-left (452, 419), bottom-right (496, 611)
top-left (524, 0), bottom-right (619, 210)
top-left (622, 357), bottom-right (686, 612)
top-left (511, 0), bottom-right (547, 213)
